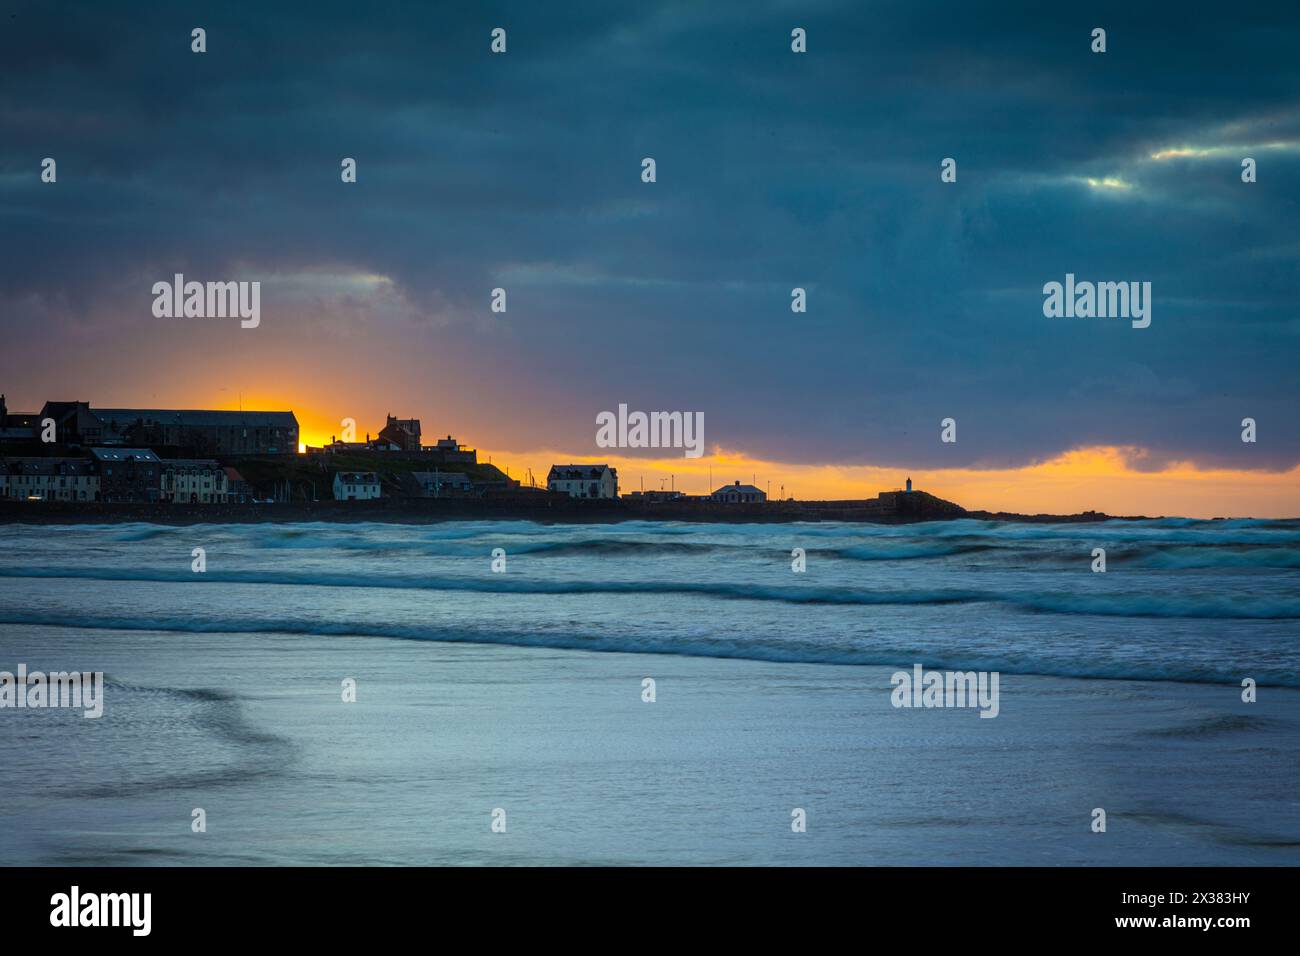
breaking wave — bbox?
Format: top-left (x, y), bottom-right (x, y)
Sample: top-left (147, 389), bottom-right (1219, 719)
top-left (1, 565), bottom-right (1297, 618)
top-left (1, 611), bottom-right (1293, 687)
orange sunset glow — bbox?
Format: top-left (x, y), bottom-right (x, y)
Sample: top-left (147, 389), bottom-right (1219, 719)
top-left (13, 356), bottom-right (1296, 519)
top-left (205, 391), bottom-right (1300, 519)
top-left (478, 444), bottom-right (1300, 519)
top-left (55, 371), bottom-right (1300, 520)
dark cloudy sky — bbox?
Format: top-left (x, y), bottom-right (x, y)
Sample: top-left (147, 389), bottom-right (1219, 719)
top-left (1, 0), bottom-right (1296, 479)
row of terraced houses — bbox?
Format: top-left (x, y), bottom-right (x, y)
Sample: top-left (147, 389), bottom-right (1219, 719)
top-left (0, 394), bottom-right (284, 502)
top-left (0, 395), bottom-right (485, 503)
top-left (0, 450), bottom-right (251, 503)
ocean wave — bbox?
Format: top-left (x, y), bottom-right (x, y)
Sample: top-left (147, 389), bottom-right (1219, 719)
top-left (111, 526), bottom-right (178, 542)
top-left (508, 538), bottom-right (724, 557)
top-left (74, 526), bottom-right (1300, 568)
top-left (0, 565), bottom-right (982, 606)
top-left (1015, 592), bottom-right (1299, 619)
top-left (1124, 546), bottom-right (1300, 570)
top-left (238, 533), bottom-right (989, 561)
top-left (953, 526), bottom-right (1300, 546)
top-left (2, 611), bottom-right (1294, 687)
top-left (1143, 714), bottom-right (1273, 739)
top-left (829, 543), bottom-right (998, 561)
top-left (2, 565), bottom-right (1297, 618)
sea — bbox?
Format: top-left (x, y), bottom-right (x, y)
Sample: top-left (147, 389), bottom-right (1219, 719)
top-left (1, 517), bottom-right (1297, 865)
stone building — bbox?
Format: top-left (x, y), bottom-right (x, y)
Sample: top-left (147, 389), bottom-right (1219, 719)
top-left (90, 448), bottom-right (162, 502)
top-left (91, 408), bottom-right (299, 455)
top-left (378, 415), bottom-right (422, 451)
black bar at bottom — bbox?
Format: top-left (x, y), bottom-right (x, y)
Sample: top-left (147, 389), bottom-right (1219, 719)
top-left (0, 866), bottom-right (1283, 940)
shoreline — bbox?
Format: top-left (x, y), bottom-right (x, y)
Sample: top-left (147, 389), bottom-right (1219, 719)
top-left (0, 498), bottom-right (1181, 526)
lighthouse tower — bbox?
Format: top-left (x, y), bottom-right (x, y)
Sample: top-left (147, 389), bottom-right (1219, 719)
top-left (905, 477), bottom-right (912, 493)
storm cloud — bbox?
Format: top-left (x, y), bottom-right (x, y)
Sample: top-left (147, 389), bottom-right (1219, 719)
top-left (1, 0), bottom-right (1296, 469)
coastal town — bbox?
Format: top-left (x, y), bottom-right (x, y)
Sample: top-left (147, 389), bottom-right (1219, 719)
top-left (0, 393), bottom-right (965, 521)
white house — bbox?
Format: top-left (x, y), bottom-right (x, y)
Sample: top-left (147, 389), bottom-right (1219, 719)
top-left (161, 459), bottom-right (228, 503)
top-left (333, 471), bottom-right (381, 501)
top-left (547, 464), bottom-right (618, 499)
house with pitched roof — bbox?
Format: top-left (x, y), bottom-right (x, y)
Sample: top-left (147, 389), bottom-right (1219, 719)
top-left (711, 481), bottom-right (766, 503)
top-left (547, 464), bottom-right (618, 499)
top-left (332, 471), bottom-right (381, 501)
